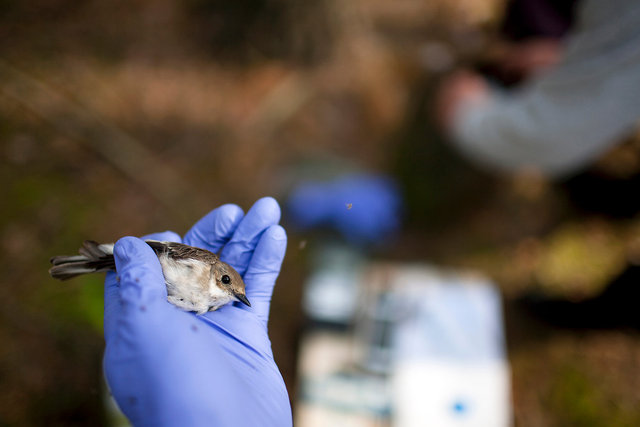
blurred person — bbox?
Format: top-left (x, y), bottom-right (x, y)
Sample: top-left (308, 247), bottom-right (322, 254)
top-left (437, 0), bottom-right (640, 329)
top-left (103, 197), bottom-right (292, 426)
top-left (437, 0), bottom-right (640, 178)
top-left (479, 0), bottom-right (578, 86)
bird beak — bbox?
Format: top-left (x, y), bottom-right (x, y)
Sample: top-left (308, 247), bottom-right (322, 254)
top-left (233, 292), bottom-right (251, 307)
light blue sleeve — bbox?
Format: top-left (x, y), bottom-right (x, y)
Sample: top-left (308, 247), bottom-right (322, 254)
top-left (451, 0), bottom-right (640, 177)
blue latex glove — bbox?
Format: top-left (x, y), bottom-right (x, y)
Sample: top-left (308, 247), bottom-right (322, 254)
top-left (287, 174), bottom-right (402, 244)
top-left (103, 197), bottom-right (291, 426)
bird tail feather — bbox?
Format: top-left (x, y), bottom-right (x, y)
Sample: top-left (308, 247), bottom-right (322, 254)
top-left (49, 240), bottom-right (116, 280)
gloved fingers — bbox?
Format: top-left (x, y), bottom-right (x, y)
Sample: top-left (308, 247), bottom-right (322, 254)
top-left (183, 204), bottom-right (244, 253)
top-left (143, 230), bottom-right (182, 242)
top-left (240, 225), bottom-right (287, 325)
top-left (201, 304), bottom-right (275, 357)
top-left (220, 197), bottom-right (281, 276)
top-left (114, 237), bottom-right (168, 309)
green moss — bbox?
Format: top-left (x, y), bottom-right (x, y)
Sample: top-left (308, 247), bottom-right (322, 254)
top-left (74, 275), bottom-right (105, 333)
top-left (37, 273), bottom-right (105, 334)
top-left (549, 364), bottom-right (640, 426)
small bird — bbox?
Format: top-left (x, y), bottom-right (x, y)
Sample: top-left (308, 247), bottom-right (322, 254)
top-left (49, 240), bottom-right (250, 314)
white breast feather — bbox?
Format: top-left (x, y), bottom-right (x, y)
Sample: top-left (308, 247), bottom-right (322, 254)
top-left (99, 243), bottom-right (115, 255)
top-left (158, 255), bottom-right (232, 314)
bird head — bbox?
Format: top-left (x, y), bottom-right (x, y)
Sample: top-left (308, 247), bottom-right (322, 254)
top-left (212, 262), bottom-right (250, 307)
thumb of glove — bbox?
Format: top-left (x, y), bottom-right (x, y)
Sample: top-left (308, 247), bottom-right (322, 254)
top-left (113, 236), bottom-right (167, 309)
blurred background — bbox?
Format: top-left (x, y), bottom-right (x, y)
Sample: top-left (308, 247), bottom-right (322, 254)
top-left (1, 0), bottom-right (640, 425)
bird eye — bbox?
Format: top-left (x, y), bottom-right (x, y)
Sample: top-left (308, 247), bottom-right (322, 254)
top-left (221, 275), bottom-right (231, 285)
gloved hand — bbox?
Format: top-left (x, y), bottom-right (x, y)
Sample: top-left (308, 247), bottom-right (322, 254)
top-left (103, 197), bottom-right (291, 427)
top-left (286, 174), bottom-right (402, 244)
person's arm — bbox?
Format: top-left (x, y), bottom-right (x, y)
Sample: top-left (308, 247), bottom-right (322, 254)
top-left (446, 0), bottom-right (640, 176)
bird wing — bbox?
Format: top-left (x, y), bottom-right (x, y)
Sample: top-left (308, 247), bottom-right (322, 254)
top-left (144, 240), bottom-right (219, 263)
